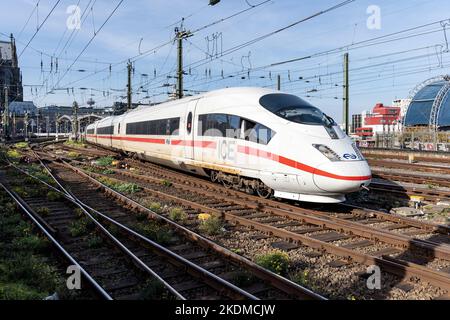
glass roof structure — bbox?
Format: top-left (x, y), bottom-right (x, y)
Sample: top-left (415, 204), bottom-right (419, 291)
top-left (404, 76), bottom-right (450, 130)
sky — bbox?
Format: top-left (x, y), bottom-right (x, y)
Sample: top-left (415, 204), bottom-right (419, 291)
top-left (1, 0), bottom-right (450, 122)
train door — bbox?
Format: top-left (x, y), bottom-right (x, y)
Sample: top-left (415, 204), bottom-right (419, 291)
top-left (184, 99), bottom-right (200, 160)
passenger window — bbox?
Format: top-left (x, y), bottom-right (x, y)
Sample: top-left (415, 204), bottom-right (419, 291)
top-left (227, 115), bottom-right (241, 138)
top-left (118, 124), bottom-right (120, 134)
top-left (187, 112), bottom-right (193, 134)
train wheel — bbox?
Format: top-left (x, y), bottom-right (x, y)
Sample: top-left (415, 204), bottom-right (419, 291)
top-left (222, 180), bottom-right (233, 189)
top-left (210, 171), bottom-right (219, 183)
top-left (256, 186), bottom-right (272, 199)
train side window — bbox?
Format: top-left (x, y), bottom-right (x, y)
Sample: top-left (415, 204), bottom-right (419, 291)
top-left (187, 112), bottom-right (193, 134)
top-left (243, 120), bottom-right (274, 145)
top-left (118, 124), bottom-right (120, 134)
top-left (227, 115), bottom-right (241, 138)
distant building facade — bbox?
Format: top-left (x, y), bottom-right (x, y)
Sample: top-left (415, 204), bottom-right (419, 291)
top-left (0, 34), bottom-right (23, 107)
top-left (403, 75), bottom-right (450, 131)
top-left (354, 102), bottom-right (402, 140)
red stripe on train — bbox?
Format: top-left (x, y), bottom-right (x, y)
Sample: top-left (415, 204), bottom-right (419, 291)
top-left (86, 135), bottom-right (371, 181)
top-left (237, 145), bottom-right (371, 181)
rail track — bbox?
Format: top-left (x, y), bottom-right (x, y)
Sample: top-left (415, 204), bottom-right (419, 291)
top-left (34, 144), bottom-right (450, 298)
top-left (367, 159), bottom-right (450, 175)
top-left (369, 182), bottom-right (450, 203)
top-left (371, 171), bottom-right (450, 189)
top-left (1, 151), bottom-right (323, 300)
top-left (361, 149), bottom-right (450, 165)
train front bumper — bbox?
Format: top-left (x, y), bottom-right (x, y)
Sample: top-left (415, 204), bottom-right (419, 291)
top-left (312, 161), bottom-right (372, 193)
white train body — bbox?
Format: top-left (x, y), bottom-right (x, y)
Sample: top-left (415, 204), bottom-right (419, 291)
top-left (86, 87), bottom-right (371, 203)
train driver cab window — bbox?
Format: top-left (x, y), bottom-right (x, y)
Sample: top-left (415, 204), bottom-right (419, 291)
top-left (187, 112), bottom-right (193, 134)
top-left (259, 93), bottom-right (336, 127)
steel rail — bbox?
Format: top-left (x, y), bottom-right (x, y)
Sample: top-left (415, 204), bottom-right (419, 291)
top-left (0, 182), bottom-right (113, 300)
top-left (49, 157), bottom-right (325, 300)
top-left (66, 162), bottom-right (450, 292)
top-left (80, 161), bottom-right (450, 260)
top-left (2, 155), bottom-right (186, 300)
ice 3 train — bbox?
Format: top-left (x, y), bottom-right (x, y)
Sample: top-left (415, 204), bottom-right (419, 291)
top-left (85, 87), bottom-right (372, 203)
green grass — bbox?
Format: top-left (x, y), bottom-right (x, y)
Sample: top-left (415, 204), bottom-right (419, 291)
top-left (161, 180), bottom-right (173, 187)
top-left (36, 207), bottom-right (50, 217)
top-left (12, 186), bottom-right (28, 197)
top-left (115, 183), bottom-right (141, 194)
top-left (14, 142), bottom-right (29, 149)
top-left (7, 149), bottom-right (21, 159)
top-left (87, 235), bottom-right (104, 249)
top-left (168, 207), bottom-right (187, 222)
top-left (69, 217), bottom-right (94, 237)
top-left (67, 151), bottom-right (80, 159)
top-left (98, 177), bottom-right (141, 194)
top-left (146, 201), bottom-right (162, 213)
top-left (134, 221), bottom-right (172, 245)
top-left (255, 251), bottom-right (290, 275)
top-left (46, 191), bottom-right (62, 202)
top-left (0, 195), bottom-right (65, 300)
top-left (290, 269), bottom-right (311, 287)
top-left (64, 140), bottom-right (87, 148)
top-left (198, 216), bottom-right (223, 236)
top-left (96, 156), bottom-right (115, 167)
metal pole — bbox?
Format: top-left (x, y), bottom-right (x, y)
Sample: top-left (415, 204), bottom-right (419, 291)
top-left (127, 61), bottom-right (132, 110)
top-left (343, 53), bottom-right (349, 135)
top-left (12, 112), bottom-right (16, 138)
top-left (3, 86), bottom-right (9, 140)
top-left (24, 112), bottom-right (29, 141)
top-left (55, 113), bottom-right (59, 141)
top-left (177, 32), bottom-right (183, 99)
top-left (72, 101), bottom-right (79, 141)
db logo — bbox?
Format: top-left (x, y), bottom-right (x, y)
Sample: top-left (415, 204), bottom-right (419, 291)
top-left (343, 153), bottom-right (357, 160)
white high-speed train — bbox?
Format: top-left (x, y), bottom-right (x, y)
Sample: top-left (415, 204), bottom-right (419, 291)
top-left (85, 87), bottom-right (371, 203)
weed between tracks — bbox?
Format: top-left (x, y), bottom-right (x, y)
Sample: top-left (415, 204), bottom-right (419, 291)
top-left (0, 190), bottom-right (79, 300)
top-left (69, 217), bottom-right (95, 237)
top-left (96, 156), bottom-right (115, 167)
top-left (255, 251), bottom-right (290, 275)
top-left (64, 140), bottom-right (87, 149)
top-left (198, 216), bottom-right (224, 236)
top-left (132, 221), bottom-right (173, 245)
top-left (168, 207), bottom-right (187, 223)
top-left (98, 176), bottom-right (141, 194)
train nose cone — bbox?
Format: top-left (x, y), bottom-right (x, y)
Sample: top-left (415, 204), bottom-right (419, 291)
top-left (312, 161), bottom-right (372, 193)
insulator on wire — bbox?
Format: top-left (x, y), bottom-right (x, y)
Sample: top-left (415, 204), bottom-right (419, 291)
top-left (221, 69), bottom-right (224, 78)
top-left (154, 68), bottom-right (156, 78)
top-left (288, 71), bottom-right (291, 81)
top-left (55, 58), bottom-right (58, 73)
top-left (269, 72), bottom-right (272, 80)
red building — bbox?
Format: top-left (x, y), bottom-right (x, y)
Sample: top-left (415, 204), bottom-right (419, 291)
top-left (355, 103), bottom-right (401, 139)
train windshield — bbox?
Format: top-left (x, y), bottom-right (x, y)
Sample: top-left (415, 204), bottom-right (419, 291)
top-left (259, 93), bottom-right (336, 127)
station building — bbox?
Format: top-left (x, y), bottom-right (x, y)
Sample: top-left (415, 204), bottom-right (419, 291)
top-left (403, 75), bottom-right (450, 131)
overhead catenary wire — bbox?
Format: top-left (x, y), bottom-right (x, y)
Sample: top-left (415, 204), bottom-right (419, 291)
top-left (19, 0), bottom-right (61, 58)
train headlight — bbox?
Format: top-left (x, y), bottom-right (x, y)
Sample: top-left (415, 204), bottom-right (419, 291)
top-left (313, 144), bottom-right (341, 161)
